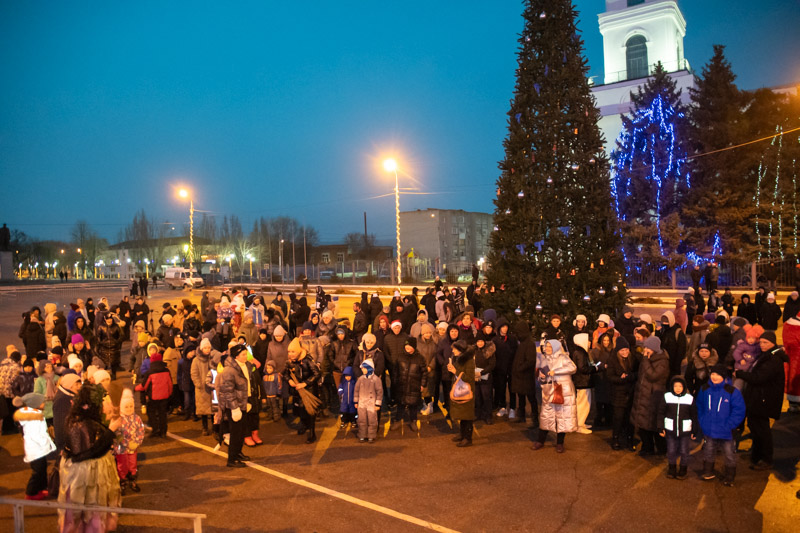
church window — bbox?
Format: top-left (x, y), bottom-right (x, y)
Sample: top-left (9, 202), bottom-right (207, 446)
top-left (626, 35), bottom-right (649, 80)
top-left (627, 0), bottom-right (645, 6)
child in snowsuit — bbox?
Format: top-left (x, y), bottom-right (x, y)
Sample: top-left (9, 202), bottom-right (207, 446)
top-left (730, 324), bottom-right (762, 391)
top-left (337, 366), bottom-right (357, 428)
top-left (354, 360), bottom-right (383, 443)
top-left (113, 388), bottom-right (145, 494)
top-left (697, 365), bottom-right (746, 486)
top-left (13, 392), bottom-right (56, 500)
top-left (262, 360), bottom-right (283, 422)
top-left (657, 376), bottom-right (697, 480)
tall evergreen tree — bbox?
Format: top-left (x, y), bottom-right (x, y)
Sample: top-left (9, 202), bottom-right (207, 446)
top-left (611, 63), bottom-right (690, 267)
top-left (683, 46), bottom-right (753, 261)
top-left (487, 0), bottom-right (627, 325)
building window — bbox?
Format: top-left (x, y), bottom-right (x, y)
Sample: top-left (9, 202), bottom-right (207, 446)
top-left (627, 0), bottom-right (645, 6)
top-left (321, 253), bottom-right (330, 264)
top-left (452, 226), bottom-right (458, 235)
top-left (626, 35), bottom-right (648, 80)
top-left (336, 252), bottom-right (345, 263)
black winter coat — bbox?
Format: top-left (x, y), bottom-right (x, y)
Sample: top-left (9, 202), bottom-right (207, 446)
top-left (738, 346), bottom-right (787, 419)
top-left (630, 350), bottom-right (669, 430)
top-left (658, 325), bottom-right (687, 378)
top-left (21, 317), bottom-right (46, 356)
top-left (331, 338), bottom-right (355, 373)
top-left (570, 347), bottom-right (596, 389)
top-left (656, 377), bottom-right (697, 437)
top-left (606, 352), bottom-right (638, 408)
top-left (783, 296), bottom-right (800, 323)
top-left (492, 326), bottom-right (518, 373)
top-left (392, 350), bottom-right (428, 405)
top-left (511, 322), bottom-right (537, 396)
top-left (283, 355), bottom-right (320, 401)
top-left (474, 342), bottom-right (496, 378)
top-left (383, 331), bottom-right (408, 370)
top-left (353, 347), bottom-right (386, 379)
top-left (760, 302), bottom-right (782, 330)
top-left (737, 301), bottom-right (757, 325)
top-left (706, 325), bottom-right (733, 361)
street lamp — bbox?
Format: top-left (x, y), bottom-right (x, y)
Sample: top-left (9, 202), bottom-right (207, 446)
top-left (178, 188), bottom-right (194, 272)
top-left (383, 158), bottom-right (402, 284)
top-left (144, 258), bottom-right (150, 278)
top-left (248, 255), bottom-right (254, 277)
top-left (279, 239), bottom-right (285, 284)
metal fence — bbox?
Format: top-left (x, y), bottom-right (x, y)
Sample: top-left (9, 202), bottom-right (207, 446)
top-left (625, 258), bottom-right (799, 289)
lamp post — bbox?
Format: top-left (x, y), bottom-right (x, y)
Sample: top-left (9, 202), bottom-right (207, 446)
top-left (248, 255), bottom-right (253, 277)
top-left (383, 158), bottom-right (402, 284)
top-left (178, 188), bottom-right (194, 272)
top-left (279, 239), bottom-right (284, 284)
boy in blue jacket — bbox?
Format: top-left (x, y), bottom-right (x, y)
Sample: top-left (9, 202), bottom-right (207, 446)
top-left (337, 366), bottom-right (357, 429)
top-left (697, 365), bottom-right (746, 486)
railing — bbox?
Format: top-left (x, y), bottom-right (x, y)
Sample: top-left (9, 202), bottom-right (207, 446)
top-left (589, 58), bottom-right (691, 86)
top-left (625, 257), bottom-right (800, 289)
top-left (0, 497), bottom-right (207, 533)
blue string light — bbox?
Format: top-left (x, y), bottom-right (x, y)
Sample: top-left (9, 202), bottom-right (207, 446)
top-left (611, 94), bottom-right (688, 255)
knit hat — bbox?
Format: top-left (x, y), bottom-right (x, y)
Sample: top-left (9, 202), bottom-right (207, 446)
top-left (13, 392), bottom-right (45, 409)
top-left (22, 358), bottom-right (35, 369)
top-left (622, 306), bottom-right (634, 314)
top-left (550, 314), bottom-right (562, 322)
top-left (302, 321), bottom-right (314, 332)
top-left (162, 314), bottom-right (173, 325)
top-left (639, 313), bottom-right (653, 325)
top-left (68, 354), bottom-right (81, 369)
top-left (361, 332), bottom-right (376, 345)
top-left (58, 373), bottom-right (81, 391)
top-left (766, 293), bottom-right (775, 302)
top-left (71, 334), bottom-right (84, 345)
top-left (266, 359), bottom-right (276, 369)
top-left (436, 321), bottom-right (448, 331)
top-left (573, 333), bottom-right (590, 352)
top-left (436, 291), bottom-right (444, 299)
top-left (709, 364), bottom-right (728, 378)
top-left (743, 324), bottom-right (764, 339)
top-left (643, 336), bottom-right (661, 353)
top-left (273, 325), bottom-right (287, 337)
top-left (322, 310), bottom-right (334, 321)
top-left (147, 342), bottom-right (159, 355)
top-left (360, 359), bottom-right (374, 376)
top-left (335, 327), bottom-right (346, 336)
top-left (93, 369), bottom-right (111, 383)
top-left (421, 323), bottom-right (435, 336)
top-left (150, 353), bottom-right (163, 363)
top-left (698, 343), bottom-right (711, 352)
top-left (138, 332), bottom-right (149, 343)
top-left (615, 336), bottom-right (630, 351)
top-left (51, 346), bottom-right (64, 356)
top-left (733, 317), bottom-right (748, 328)
top-left (199, 338), bottom-right (212, 351)
top-left (288, 337), bottom-right (304, 355)
top-left (760, 331), bottom-right (777, 345)
top-left (405, 337), bottom-right (417, 349)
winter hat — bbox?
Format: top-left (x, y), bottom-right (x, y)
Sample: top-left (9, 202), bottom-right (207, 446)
top-left (744, 324), bottom-right (764, 339)
top-left (550, 314), bottom-right (562, 322)
top-left (273, 325), bottom-right (287, 337)
top-left (714, 315), bottom-right (727, 326)
top-left (661, 311), bottom-right (676, 327)
top-left (390, 320), bottom-right (403, 329)
top-left (372, 292), bottom-right (379, 298)
top-left (615, 336), bottom-right (630, 351)
top-left (51, 346), bottom-right (64, 357)
top-left (147, 342), bottom-right (159, 355)
top-left (288, 337), bottom-right (304, 355)
top-left (93, 369), bottom-right (111, 383)
top-left (436, 321), bottom-right (448, 332)
top-left (421, 323), bottom-right (435, 336)
top-left (68, 354), bottom-right (81, 369)
top-left (302, 321), bottom-right (315, 332)
top-left (436, 291), bottom-right (444, 299)
top-left (230, 345), bottom-right (247, 359)
top-left (709, 364), bottom-right (728, 378)
top-left (596, 314), bottom-right (611, 325)
top-left (322, 310), bottom-right (334, 321)
top-left (732, 317), bottom-right (748, 328)
top-left (643, 336), bottom-right (661, 353)
top-left (394, 290), bottom-right (401, 298)
top-left (135, 320), bottom-right (146, 330)
top-left (13, 392), bottom-right (45, 409)
top-left (573, 314), bottom-right (588, 326)
top-left (265, 360), bottom-right (277, 370)
top-left (573, 333), bottom-right (590, 352)
top-left (58, 373), bottom-right (81, 391)
top-left (698, 343), bottom-right (711, 352)
top-left (760, 331), bottom-right (777, 345)
top-left (335, 327), bottom-right (346, 336)
top-left (22, 358), bottom-right (35, 370)
top-left (405, 337), bottom-right (417, 349)
top-left (360, 359), bottom-right (374, 376)
top-left (199, 338), bottom-right (212, 351)
top-left (638, 313), bottom-right (653, 325)
top-left (361, 332), bottom-right (377, 346)
top-left (622, 306), bottom-right (634, 314)
top-left (547, 339), bottom-right (563, 354)
top-left (71, 334), bottom-right (84, 345)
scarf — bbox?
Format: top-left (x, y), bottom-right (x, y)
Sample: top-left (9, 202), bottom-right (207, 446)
top-left (42, 371), bottom-right (58, 400)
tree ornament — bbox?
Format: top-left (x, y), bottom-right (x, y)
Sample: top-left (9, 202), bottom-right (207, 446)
top-left (590, 262), bottom-right (595, 269)
top-left (518, 191), bottom-right (524, 198)
top-left (600, 258), bottom-right (604, 265)
top-left (612, 285), bottom-right (619, 293)
top-left (539, 12), bottom-right (546, 19)
top-left (493, 226), bottom-right (499, 231)
top-left (505, 208), bottom-right (511, 215)
top-left (589, 157), bottom-right (596, 164)
top-left (546, 177), bottom-right (553, 184)
top-left (535, 302), bottom-right (543, 312)
top-left (560, 297), bottom-right (569, 305)
top-left (571, 164), bottom-right (580, 171)
top-left (598, 287), bottom-right (606, 295)
top-left (556, 272), bottom-right (561, 279)
top-left (570, 269), bottom-right (576, 276)
top-left (515, 306), bottom-right (522, 316)
top-left (582, 294), bottom-right (591, 302)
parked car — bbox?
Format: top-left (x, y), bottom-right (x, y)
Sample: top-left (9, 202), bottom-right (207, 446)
top-left (164, 267), bottom-right (204, 290)
top-left (202, 273), bottom-right (224, 286)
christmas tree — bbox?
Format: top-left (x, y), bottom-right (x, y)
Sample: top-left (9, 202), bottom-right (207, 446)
top-left (683, 46), bottom-right (753, 261)
top-left (486, 0), bottom-right (627, 326)
top-left (611, 63), bottom-right (690, 268)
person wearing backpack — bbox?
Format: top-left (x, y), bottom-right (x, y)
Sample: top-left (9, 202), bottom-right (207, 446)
top-left (446, 340), bottom-right (475, 447)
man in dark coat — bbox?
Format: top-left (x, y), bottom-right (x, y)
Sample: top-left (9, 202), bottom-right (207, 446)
top-left (383, 321), bottom-right (408, 400)
top-left (736, 331), bottom-right (786, 469)
top-left (606, 337), bottom-right (638, 450)
top-left (510, 320), bottom-right (537, 425)
top-left (352, 302), bottom-right (368, 344)
top-left (615, 307), bottom-right (637, 350)
top-left (760, 293), bottom-right (782, 331)
top-left (631, 336), bottom-right (669, 456)
top-left (493, 319), bottom-right (517, 413)
top-left (20, 307), bottom-right (47, 357)
top-left (691, 264), bottom-right (703, 293)
top-left (657, 311), bottom-right (687, 378)
top-left (706, 315), bottom-right (733, 362)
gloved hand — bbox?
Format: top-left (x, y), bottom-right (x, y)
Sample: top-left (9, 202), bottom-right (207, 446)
top-left (231, 407), bottom-right (242, 422)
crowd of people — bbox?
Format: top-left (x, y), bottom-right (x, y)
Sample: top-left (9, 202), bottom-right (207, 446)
top-left (1, 278), bottom-right (799, 529)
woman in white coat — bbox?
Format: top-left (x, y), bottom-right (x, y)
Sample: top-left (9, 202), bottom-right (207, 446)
top-left (531, 339), bottom-right (577, 453)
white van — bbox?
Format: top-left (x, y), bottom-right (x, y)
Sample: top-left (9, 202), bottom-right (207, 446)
top-left (163, 267), bottom-right (204, 290)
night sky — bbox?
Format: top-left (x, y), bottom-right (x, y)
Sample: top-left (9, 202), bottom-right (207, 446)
top-left (1, 1), bottom-right (798, 244)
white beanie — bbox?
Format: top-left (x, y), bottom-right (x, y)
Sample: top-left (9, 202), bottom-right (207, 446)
top-left (200, 338), bottom-right (212, 351)
top-left (573, 333), bottom-right (590, 352)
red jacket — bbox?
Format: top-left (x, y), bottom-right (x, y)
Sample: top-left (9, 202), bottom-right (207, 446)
top-left (142, 361), bottom-right (173, 401)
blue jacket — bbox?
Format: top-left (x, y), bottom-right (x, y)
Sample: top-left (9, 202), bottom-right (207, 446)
top-left (696, 378), bottom-right (746, 440)
top-left (337, 366), bottom-right (357, 414)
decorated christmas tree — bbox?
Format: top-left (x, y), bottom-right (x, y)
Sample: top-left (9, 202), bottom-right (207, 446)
top-left (486, 0), bottom-right (627, 326)
top-left (611, 63), bottom-right (690, 268)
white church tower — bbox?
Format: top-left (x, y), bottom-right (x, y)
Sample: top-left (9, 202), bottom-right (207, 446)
top-left (591, 0), bottom-right (695, 151)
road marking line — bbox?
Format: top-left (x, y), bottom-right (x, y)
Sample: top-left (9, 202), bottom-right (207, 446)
top-left (632, 464), bottom-right (663, 489)
top-left (167, 432), bottom-right (460, 533)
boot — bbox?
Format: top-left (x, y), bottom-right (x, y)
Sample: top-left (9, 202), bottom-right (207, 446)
top-left (611, 436), bottom-right (622, 451)
top-left (251, 430), bottom-right (263, 445)
top-left (306, 431), bottom-right (317, 444)
top-left (127, 474), bottom-right (140, 493)
top-left (722, 466), bottom-right (736, 487)
top-left (702, 461), bottom-right (716, 480)
top-left (244, 436), bottom-right (256, 447)
top-left (666, 464), bottom-right (677, 479)
top-left (119, 478), bottom-right (127, 496)
top-left (676, 464), bottom-right (688, 480)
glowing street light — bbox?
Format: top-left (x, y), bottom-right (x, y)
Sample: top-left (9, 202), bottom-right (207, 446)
top-left (178, 188), bottom-right (194, 272)
top-left (248, 254), bottom-right (254, 277)
top-left (383, 158), bottom-right (402, 284)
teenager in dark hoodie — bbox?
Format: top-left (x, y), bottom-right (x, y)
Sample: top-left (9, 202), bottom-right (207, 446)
top-left (510, 320), bottom-right (538, 426)
top-left (493, 319), bottom-right (518, 416)
top-left (737, 294), bottom-right (757, 325)
top-left (435, 324), bottom-right (461, 419)
top-left (473, 331), bottom-right (496, 424)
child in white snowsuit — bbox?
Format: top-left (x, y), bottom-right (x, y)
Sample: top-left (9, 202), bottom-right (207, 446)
top-left (13, 392), bottom-right (56, 499)
top-left (354, 360), bottom-right (383, 443)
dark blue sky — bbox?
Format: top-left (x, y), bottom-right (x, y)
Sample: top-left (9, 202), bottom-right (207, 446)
top-left (2, 1), bottom-right (798, 244)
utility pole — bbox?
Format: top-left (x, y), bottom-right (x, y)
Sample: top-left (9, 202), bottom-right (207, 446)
top-left (291, 221), bottom-right (296, 284)
top-left (303, 224), bottom-right (308, 278)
